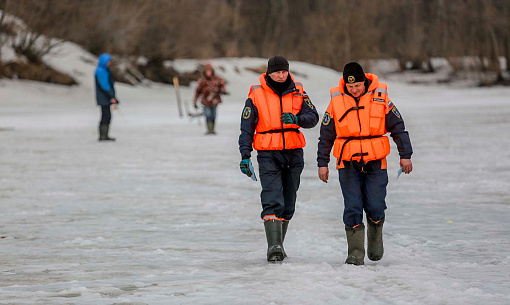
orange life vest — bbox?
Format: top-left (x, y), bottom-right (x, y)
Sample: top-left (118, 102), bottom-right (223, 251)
top-left (329, 73), bottom-right (391, 169)
top-left (250, 73), bottom-right (306, 151)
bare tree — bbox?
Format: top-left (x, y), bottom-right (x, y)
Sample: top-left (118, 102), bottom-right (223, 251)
top-left (2, 0), bottom-right (508, 84)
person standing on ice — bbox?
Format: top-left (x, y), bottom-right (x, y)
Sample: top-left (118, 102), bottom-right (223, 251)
top-left (317, 62), bottom-right (413, 265)
top-left (95, 53), bottom-right (118, 141)
top-left (193, 63), bottom-right (227, 135)
top-left (238, 56), bottom-right (319, 262)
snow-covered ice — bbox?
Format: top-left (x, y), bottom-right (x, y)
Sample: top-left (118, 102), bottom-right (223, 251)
top-left (1, 49), bottom-right (510, 304)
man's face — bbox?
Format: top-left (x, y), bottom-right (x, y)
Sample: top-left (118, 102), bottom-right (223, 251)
top-left (346, 81), bottom-right (365, 98)
top-left (268, 70), bottom-right (289, 83)
top-left (205, 70), bottom-right (213, 78)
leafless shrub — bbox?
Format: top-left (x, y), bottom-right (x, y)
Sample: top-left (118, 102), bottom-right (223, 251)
top-left (0, 61), bottom-right (77, 85)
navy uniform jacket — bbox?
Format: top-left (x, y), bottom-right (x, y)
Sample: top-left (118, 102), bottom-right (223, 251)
top-left (239, 78), bottom-right (319, 163)
top-left (317, 86), bottom-right (412, 168)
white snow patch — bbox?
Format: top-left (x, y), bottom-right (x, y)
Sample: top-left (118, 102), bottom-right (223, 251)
top-left (0, 43), bottom-right (509, 304)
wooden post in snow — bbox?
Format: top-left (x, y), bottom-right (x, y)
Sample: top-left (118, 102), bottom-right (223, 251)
top-left (173, 76), bottom-right (184, 118)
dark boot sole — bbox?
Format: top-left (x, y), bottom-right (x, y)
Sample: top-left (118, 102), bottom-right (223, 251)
top-left (267, 246), bottom-right (285, 262)
top-left (345, 256), bottom-right (364, 265)
top-left (267, 254), bottom-right (285, 262)
top-left (368, 253), bottom-right (383, 261)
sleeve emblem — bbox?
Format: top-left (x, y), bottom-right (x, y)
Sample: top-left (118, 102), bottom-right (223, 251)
top-left (322, 112), bottom-right (331, 125)
top-left (391, 106), bottom-right (401, 118)
top-left (304, 96), bottom-right (315, 110)
top-left (242, 106), bottom-right (252, 119)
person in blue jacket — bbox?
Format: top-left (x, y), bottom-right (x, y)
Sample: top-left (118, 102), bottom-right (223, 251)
top-left (95, 53), bottom-right (118, 141)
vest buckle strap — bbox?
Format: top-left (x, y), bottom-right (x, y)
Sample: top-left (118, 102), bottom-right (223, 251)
top-left (338, 135), bottom-right (383, 140)
top-left (351, 152), bottom-right (368, 157)
top-left (338, 106), bottom-right (365, 123)
top-left (258, 128), bottom-right (300, 135)
top-left (336, 135), bottom-right (383, 166)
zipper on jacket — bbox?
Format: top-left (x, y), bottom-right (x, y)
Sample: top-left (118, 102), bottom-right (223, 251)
top-left (280, 94), bottom-right (286, 149)
top-left (355, 97), bottom-right (364, 163)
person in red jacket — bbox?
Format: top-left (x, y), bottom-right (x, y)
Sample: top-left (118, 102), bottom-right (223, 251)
top-left (193, 64), bottom-right (227, 135)
top-left (317, 62), bottom-right (413, 265)
top-left (238, 56), bottom-right (319, 262)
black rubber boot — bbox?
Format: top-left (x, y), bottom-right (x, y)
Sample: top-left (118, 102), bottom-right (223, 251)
top-left (264, 220), bottom-right (285, 262)
top-left (345, 223), bottom-right (365, 265)
top-left (367, 217), bottom-right (384, 261)
top-left (282, 221), bottom-right (289, 258)
top-left (98, 124), bottom-right (115, 141)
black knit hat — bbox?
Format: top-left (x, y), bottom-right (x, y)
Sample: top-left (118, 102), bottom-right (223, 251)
top-left (343, 62), bottom-right (366, 84)
top-left (267, 56), bottom-right (289, 74)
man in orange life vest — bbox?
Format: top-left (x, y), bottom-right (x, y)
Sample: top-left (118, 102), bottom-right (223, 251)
top-left (239, 56), bottom-right (319, 262)
top-left (317, 62), bottom-right (413, 265)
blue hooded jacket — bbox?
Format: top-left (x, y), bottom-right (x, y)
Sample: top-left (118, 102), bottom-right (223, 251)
top-left (94, 53), bottom-right (116, 106)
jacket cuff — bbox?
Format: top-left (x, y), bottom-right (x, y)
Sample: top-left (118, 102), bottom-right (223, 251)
top-left (241, 154), bottom-right (251, 160)
top-left (317, 159), bottom-right (329, 168)
top-left (400, 154), bottom-right (412, 159)
top-left (107, 90), bottom-right (115, 100)
top-left (296, 115), bottom-right (302, 127)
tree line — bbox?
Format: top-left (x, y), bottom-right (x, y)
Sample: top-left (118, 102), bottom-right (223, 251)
top-left (1, 0), bottom-right (509, 84)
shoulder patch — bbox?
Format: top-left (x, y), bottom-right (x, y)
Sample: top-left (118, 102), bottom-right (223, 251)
top-left (242, 106), bottom-right (252, 119)
top-left (322, 112), bottom-right (331, 125)
top-left (391, 106), bottom-right (401, 118)
top-left (304, 96), bottom-right (315, 110)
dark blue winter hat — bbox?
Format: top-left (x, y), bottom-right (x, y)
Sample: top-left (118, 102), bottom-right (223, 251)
top-left (343, 62), bottom-right (365, 84)
top-left (267, 56), bottom-right (289, 74)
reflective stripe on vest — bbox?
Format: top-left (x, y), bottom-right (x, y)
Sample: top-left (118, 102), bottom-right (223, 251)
top-left (331, 91), bottom-right (342, 98)
top-left (374, 88), bottom-right (387, 95)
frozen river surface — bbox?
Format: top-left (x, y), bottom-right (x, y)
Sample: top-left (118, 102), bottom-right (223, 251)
top-left (1, 57), bottom-right (510, 304)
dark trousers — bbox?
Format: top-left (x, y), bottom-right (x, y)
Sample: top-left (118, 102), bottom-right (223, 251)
top-left (203, 105), bottom-right (217, 121)
top-left (338, 160), bottom-right (388, 228)
top-left (100, 105), bottom-right (111, 125)
top-left (257, 149), bottom-right (304, 221)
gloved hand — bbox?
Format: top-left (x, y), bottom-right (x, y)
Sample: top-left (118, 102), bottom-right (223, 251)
top-left (240, 159), bottom-right (253, 177)
top-left (281, 113), bottom-right (299, 124)
top-left (193, 102), bottom-right (198, 109)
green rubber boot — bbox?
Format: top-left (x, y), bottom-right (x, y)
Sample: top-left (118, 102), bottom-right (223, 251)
top-left (206, 120), bottom-right (215, 135)
top-left (211, 120), bottom-right (216, 134)
top-left (282, 220), bottom-right (289, 258)
top-left (367, 217), bottom-right (384, 261)
top-left (345, 223), bottom-right (365, 265)
top-left (264, 220), bottom-right (285, 262)
top-left (98, 124), bottom-right (115, 141)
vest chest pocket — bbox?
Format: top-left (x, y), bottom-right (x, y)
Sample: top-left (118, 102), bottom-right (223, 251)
top-left (369, 102), bottom-right (386, 134)
top-left (370, 102), bottom-right (385, 118)
top-left (291, 93), bottom-right (303, 114)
